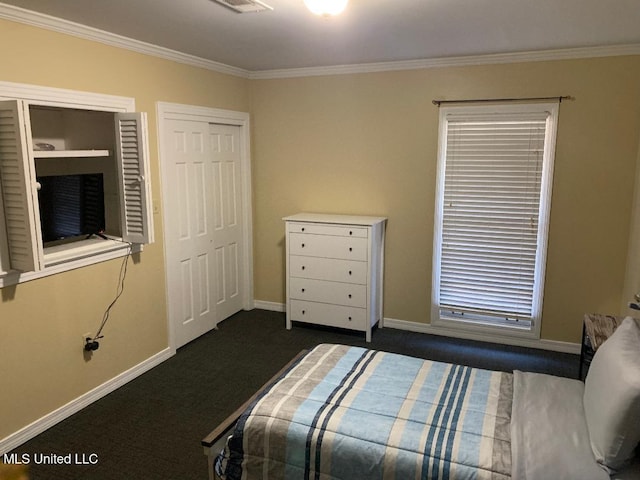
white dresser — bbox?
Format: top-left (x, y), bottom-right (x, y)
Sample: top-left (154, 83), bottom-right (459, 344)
top-left (284, 213), bottom-right (387, 342)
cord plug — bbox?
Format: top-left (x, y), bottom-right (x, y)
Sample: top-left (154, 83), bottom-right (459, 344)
top-left (84, 337), bottom-right (100, 352)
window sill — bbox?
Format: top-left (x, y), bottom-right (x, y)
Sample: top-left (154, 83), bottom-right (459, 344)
top-left (432, 312), bottom-right (541, 341)
top-left (0, 238), bottom-right (140, 288)
top-left (438, 310), bottom-right (532, 331)
top-left (43, 237), bottom-right (128, 267)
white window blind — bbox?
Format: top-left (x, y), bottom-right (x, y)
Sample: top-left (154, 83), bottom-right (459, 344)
top-left (433, 103), bottom-right (558, 332)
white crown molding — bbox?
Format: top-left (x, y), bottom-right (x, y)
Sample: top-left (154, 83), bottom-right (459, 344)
top-left (0, 2), bottom-right (250, 78)
top-left (1, 2), bottom-right (639, 81)
top-left (250, 43), bottom-right (640, 79)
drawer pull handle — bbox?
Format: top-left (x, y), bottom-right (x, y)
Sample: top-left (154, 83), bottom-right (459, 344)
top-left (349, 231), bottom-right (353, 235)
top-left (302, 266), bottom-right (306, 270)
top-left (348, 316), bottom-right (352, 321)
top-left (302, 310), bottom-right (306, 315)
top-left (348, 270), bottom-right (352, 275)
top-left (349, 247), bottom-right (353, 252)
top-left (301, 243), bottom-right (305, 248)
top-left (301, 227), bottom-right (305, 232)
top-left (348, 294), bottom-right (352, 298)
top-left (302, 288), bottom-right (305, 292)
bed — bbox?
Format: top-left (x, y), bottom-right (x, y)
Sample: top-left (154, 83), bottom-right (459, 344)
top-left (203, 317), bottom-right (640, 480)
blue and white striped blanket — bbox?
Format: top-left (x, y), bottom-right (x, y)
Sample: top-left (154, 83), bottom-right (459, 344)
top-left (215, 344), bottom-right (512, 480)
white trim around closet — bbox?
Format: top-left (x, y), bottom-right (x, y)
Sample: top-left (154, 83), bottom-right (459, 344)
top-left (156, 102), bottom-right (254, 352)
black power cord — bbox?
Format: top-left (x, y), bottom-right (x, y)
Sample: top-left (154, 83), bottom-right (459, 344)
top-left (84, 243), bottom-right (133, 352)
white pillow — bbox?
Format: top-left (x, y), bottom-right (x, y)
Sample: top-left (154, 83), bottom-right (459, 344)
top-left (584, 316), bottom-right (640, 472)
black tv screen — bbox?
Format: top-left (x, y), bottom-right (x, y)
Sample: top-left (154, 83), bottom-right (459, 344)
top-left (37, 173), bottom-right (105, 244)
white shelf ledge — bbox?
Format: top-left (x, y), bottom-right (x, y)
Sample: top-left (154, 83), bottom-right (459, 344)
top-left (33, 149), bottom-right (110, 158)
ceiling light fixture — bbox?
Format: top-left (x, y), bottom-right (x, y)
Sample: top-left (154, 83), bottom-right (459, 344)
top-left (304, 0), bottom-right (349, 16)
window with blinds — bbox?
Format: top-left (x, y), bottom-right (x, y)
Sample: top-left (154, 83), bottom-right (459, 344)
top-left (432, 102), bottom-right (559, 334)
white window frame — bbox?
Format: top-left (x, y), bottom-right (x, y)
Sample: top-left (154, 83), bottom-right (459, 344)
top-left (431, 101), bottom-right (559, 340)
top-left (0, 81), bottom-right (153, 287)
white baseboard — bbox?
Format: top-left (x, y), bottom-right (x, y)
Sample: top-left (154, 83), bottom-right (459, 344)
top-left (253, 300), bottom-right (286, 312)
top-left (384, 317), bottom-right (581, 354)
top-left (0, 347), bottom-right (174, 455)
top-left (252, 302), bottom-right (580, 354)
top-left (2, 307), bottom-right (578, 455)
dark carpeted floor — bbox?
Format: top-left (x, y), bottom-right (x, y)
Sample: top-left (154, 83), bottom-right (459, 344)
top-left (10, 309), bottom-right (579, 480)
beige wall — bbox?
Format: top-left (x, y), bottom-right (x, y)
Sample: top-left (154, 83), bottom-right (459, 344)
top-left (622, 135), bottom-right (640, 312)
top-left (250, 56), bottom-right (640, 344)
top-left (0, 19), bottom-right (249, 441)
top-left (2, 15), bottom-right (640, 445)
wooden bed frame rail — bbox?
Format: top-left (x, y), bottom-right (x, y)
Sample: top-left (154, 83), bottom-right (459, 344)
top-left (201, 350), bottom-right (308, 480)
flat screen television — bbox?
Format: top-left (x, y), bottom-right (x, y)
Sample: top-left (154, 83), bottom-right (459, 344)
top-left (37, 173), bottom-right (106, 244)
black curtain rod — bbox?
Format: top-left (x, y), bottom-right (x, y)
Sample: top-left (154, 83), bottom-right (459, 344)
top-left (432, 96), bottom-right (572, 106)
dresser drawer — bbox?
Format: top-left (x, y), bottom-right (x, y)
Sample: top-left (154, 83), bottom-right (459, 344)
top-left (287, 222), bottom-right (368, 238)
top-left (289, 233), bottom-right (368, 261)
top-left (289, 256), bottom-right (367, 284)
top-left (290, 300), bottom-right (366, 330)
top-left (284, 214), bottom-right (386, 343)
top-left (289, 277), bottom-right (367, 307)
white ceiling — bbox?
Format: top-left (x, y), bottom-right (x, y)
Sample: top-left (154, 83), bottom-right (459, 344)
top-left (2, 0), bottom-right (640, 72)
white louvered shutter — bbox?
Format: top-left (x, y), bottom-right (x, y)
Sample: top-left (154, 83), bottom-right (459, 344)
top-left (0, 100), bottom-right (44, 272)
top-left (434, 104), bottom-right (557, 328)
top-left (115, 112), bottom-right (154, 245)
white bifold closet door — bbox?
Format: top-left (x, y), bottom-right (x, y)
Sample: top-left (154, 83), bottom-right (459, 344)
top-left (163, 119), bottom-right (244, 348)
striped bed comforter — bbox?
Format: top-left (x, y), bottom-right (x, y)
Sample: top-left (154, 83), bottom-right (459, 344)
top-left (215, 343), bottom-right (513, 480)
